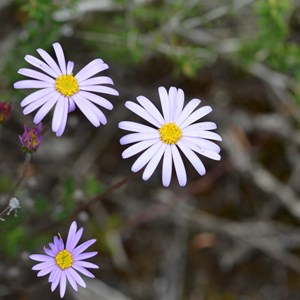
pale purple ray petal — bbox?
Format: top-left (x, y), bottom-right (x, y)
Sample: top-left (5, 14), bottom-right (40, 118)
top-left (44, 247), bottom-right (55, 257)
top-left (32, 260), bottom-right (55, 271)
top-left (195, 146), bottom-right (221, 161)
top-left (49, 242), bottom-right (57, 253)
top-left (173, 88), bottom-right (185, 122)
top-left (33, 92), bottom-right (60, 123)
top-left (67, 61), bottom-right (74, 74)
top-left (20, 88), bottom-right (54, 107)
top-left (51, 269), bottom-right (61, 292)
top-left (72, 264), bottom-right (95, 278)
top-left (171, 145), bottom-right (187, 186)
top-left (197, 131), bottom-right (222, 141)
top-left (81, 99), bottom-right (108, 125)
top-left (23, 95), bottom-right (50, 115)
top-left (142, 143), bottom-right (166, 181)
top-left (14, 80), bottom-right (53, 89)
top-left (66, 221), bottom-right (77, 250)
top-left (120, 132), bottom-right (159, 145)
top-left (119, 121), bottom-right (157, 133)
top-left (78, 91), bottom-right (113, 110)
top-left (75, 59), bottom-right (103, 77)
top-left (75, 59), bottom-right (107, 82)
top-left (18, 68), bottom-right (56, 83)
top-left (60, 271), bottom-right (67, 298)
top-left (168, 86), bottom-right (177, 122)
top-left (65, 269), bottom-right (78, 291)
top-left (36, 48), bottom-right (62, 76)
top-left (67, 228), bottom-right (83, 252)
top-left (121, 139), bottom-right (158, 159)
top-left (175, 98), bottom-right (200, 125)
top-left (52, 96), bottom-right (67, 132)
top-left (131, 141), bottom-right (161, 172)
top-left (67, 267), bottom-right (87, 288)
top-left (80, 76), bottom-right (114, 86)
top-left (49, 266), bottom-right (60, 283)
top-left (80, 85), bottom-right (119, 96)
top-left (177, 141), bottom-right (206, 176)
top-left (183, 129), bottom-right (222, 141)
top-left (55, 98), bottom-right (69, 136)
top-left (68, 97), bottom-right (76, 112)
top-left (94, 107), bottom-right (107, 125)
top-left (77, 65), bottom-right (108, 82)
top-left (37, 265), bottom-right (55, 277)
top-left (180, 106), bottom-right (212, 128)
top-left (24, 54), bottom-right (59, 78)
top-left (72, 94), bottom-right (100, 127)
top-left (162, 145), bottom-right (172, 187)
top-left (158, 86), bottom-right (170, 123)
top-left (76, 251), bottom-right (98, 261)
top-left (184, 121), bottom-right (217, 131)
top-left (182, 137), bottom-right (221, 160)
top-left (53, 43), bottom-right (67, 74)
top-left (30, 254), bottom-right (54, 262)
top-left (184, 137), bottom-right (221, 153)
top-left (73, 261), bottom-right (99, 269)
top-left (72, 239), bottom-right (96, 256)
top-left (136, 95), bottom-right (165, 125)
top-left (54, 236), bottom-right (65, 251)
top-left (125, 101), bottom-right (161, 127)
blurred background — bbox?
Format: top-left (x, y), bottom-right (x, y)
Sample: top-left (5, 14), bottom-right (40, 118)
top-left (1, 0), bottom-right (300, 299)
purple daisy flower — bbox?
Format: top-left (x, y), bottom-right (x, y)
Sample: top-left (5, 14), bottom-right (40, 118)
top-left (30, 221), bottom-right (98, 298)
top-left (14, 42), bottom-right (119, 136)
top-left (19, 123), bottom-right (43, 153)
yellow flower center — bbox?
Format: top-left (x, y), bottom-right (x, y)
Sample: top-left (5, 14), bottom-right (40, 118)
top-left (55, 249), bottom-right (73, 269)
top-left (55, 74), bottom-right (79, 97)
top-left (159, 123), bottom-right (182, 144)
top-left (24, 132), bottom-right (38, 147)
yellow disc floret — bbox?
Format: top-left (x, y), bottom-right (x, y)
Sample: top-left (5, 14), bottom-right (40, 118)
top-left (55, 249), bottom-right (73, 269)
top-left (55, 74), bottom-right (79, 97)
top-left (159, 123), bottom-right (182, 144)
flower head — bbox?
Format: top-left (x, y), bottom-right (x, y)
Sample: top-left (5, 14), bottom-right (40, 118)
top-left (119, 86), bottom-right (222, 187)
top-left (14, 42), bottom-right (119, 136)
top-left (0, 102), bottom-right (12, 124)
top-left (19, 123), bottom-right (42, 153)
top-left (30, 221), bottom-right (98, 298)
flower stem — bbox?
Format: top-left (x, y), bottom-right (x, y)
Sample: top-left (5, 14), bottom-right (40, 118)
top-left (9, 153), bottom-right (32, 199)
top-left (34, 171), bottom-right (141, 233)
top-left (71, 171), bottom-right (140, 218)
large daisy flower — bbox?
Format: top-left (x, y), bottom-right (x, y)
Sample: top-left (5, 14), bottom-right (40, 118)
top-left (119, 86), bottom-right (222, 187)
top-left (30, 221), bottom-right (98, 298)
top-left (14, 42), bottom-right (119, 136)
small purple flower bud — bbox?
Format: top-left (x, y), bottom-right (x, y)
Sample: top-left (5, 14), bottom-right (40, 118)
top-left (19, 123), bottom-right (42, 153)
top-left (0, 102), bottom-right (12, 124)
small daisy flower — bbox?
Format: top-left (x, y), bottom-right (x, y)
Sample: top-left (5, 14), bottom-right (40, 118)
top-left (119, 86), bottom-right (222, 187)
top-left (19, 123), bottom-right (43, 153)
top-left (14, 42), bottom-right (119, 136)
top-left (30, 221), bottom-right (98, 298)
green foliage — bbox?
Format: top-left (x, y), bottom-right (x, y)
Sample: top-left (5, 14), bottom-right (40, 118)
top-left (0, 176), bottom-right (13, 193)
top-left (34, 195), bottom-right (50, 214)
top-left (257, 0), bottom-right (290, 43)
top-left (52, 177), bottom-right (75, 221)
top-left (237, 0), bottom-right (293, 69)
top-left (84, 175), bottom-right (104, 197)
top-left (235, 0), bottom-right (300, 103)
top-left (4, 225), bottom-right (25, 257)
